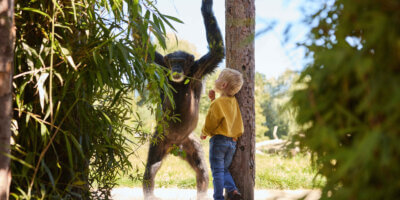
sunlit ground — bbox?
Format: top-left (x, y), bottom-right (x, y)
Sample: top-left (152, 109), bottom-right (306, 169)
top-left (117, 138), bottom-right (325, 190)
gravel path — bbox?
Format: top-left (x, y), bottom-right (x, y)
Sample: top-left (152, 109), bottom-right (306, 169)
top-left (111, 187), bottom-right (321, 200)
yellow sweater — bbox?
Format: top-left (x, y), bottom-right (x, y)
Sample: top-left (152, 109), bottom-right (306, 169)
top-left (201, 96), bottom-right (244, 139)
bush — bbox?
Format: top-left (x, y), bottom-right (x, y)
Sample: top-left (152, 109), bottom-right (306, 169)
top-left (291, 0), bottom-right (400, 199)
top-left (11, 0), bottom-right (177, 199)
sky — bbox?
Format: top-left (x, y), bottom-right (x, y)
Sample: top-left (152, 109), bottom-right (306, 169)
top-left (155, 0), bottom-right (311, 79)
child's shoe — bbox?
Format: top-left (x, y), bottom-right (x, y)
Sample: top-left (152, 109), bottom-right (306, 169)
top-left (227, 190), bottom-right (242, 200)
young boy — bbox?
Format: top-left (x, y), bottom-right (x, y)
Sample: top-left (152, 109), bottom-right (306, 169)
top-left (200, 68), bottom-right (244, 200)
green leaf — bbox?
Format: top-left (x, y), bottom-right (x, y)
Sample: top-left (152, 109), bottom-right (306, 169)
top-left (36, 72), bottom-right (49, 111)
top-left (96, 71), bottom-right (103, 87)
top-left (162, 14), bottom-right (183, 24)
top-left (60, 47), bottom-right (77, 70)
top-left (110, 89), bottom-right (124, 107)
top-left (21, 7), bottom-right (51, 20)
top-left (64, 133), bottom-right (74, 174)
top-left (5, 153), bottom-right (34, 169)
top-left (71, 0), bottom-right (77, 22)
top-left (100, 111), bottom-right (112, 125)
top-left (41, 159), bottom-right (56, 187)
top-left (69, 134), bottom-right (85, 159)
top-left (73, 180), bottom-right (86, 186)
top-left (51, 0), bottom-right (65, 17)
top-left (54, 23), bottom-right (73, 34)
top-left (184, 79), bottom-right (190, 85)
top-left (40, 123), bottom-right (48, 137)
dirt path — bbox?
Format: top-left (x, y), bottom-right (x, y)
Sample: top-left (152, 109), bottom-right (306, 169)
top-left (111, 187), bottom-right (321, 200)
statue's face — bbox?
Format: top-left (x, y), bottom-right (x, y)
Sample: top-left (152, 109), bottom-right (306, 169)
top-left (168, 57), bottom-right (186, 82)
top-left (164, 51), bottom-right (194, 83)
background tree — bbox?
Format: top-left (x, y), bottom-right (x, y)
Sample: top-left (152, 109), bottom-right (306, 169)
top-left (11, 0), bottom-right (177, 198)
top-left (226, 0), bottom-right (256, 199)
top-left (156, 33), bottom-right (201, 59)
top-left (264, 70), bottom-right (298, 139)
top-left (291, 0), bottom-right (400, 199)
top-left (254, 73), bottom-right (269, 141)
top-left (0, 0), bottom-right (15, 198)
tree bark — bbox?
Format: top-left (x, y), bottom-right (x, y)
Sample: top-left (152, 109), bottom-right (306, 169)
top-left (225, 0), bottom-right (255, 199)
top-left (0, 0), bottom-right (15, 199)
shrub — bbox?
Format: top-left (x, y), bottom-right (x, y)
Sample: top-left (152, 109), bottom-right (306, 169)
top-left (291, 0), bottom-right (400, 199)
top-left (11, 0), bottom-right (177, 198)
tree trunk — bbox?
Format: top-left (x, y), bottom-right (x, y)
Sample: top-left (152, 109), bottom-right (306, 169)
top-left (225, 0), bottom-right (255, 199)
top-left (0, 0), bottom-right (15, 199)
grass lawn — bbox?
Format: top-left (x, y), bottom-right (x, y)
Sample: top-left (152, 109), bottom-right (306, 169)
top-left (117, 137), bottom-right (324, 189)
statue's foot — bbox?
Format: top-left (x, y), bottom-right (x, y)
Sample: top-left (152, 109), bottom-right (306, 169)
top-left (197, 191), bottom-right (211, 200)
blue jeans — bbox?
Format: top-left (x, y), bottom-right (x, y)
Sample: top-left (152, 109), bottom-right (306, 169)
top-left (209, 135), bottom-right (238, 200)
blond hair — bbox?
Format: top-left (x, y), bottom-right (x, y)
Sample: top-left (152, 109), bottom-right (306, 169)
top-left (219, 68), bottom-right (244, 96)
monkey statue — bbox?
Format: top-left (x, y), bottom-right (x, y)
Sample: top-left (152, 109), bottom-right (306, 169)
top-left (143, 0), bottom-right (224, 199)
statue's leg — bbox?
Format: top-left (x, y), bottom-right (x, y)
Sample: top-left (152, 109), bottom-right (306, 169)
top-left (143, 138), bottom-right (168, 199)
top-left (182, 134), bottom-right (209, 199)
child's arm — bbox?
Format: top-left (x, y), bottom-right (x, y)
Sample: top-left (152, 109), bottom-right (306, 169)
top-left (200, 89), bottom-right (216, 140)
top-left (201, 100), bottom-right (223, 139)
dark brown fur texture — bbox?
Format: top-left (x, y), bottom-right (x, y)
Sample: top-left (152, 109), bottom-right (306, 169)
top-left (143, 0), bottom-right (224, 199)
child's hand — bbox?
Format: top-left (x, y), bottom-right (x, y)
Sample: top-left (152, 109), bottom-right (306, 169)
top-left (208, 90), bottom-right (215, 101)
top-left (200, 135), bottom-right (207, 140)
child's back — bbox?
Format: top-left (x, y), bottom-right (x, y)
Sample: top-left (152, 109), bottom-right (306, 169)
top-left (202, 96), bottom-right (243, 140)
top-left (201, 68), bottom-right (244, 200)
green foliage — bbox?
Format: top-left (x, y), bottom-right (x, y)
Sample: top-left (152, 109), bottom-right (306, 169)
top-left (262, 70), bottom-right (299, 140)
top-left (11, 0), bottom-right (180, 199)
top-left (291, 0), bottom-right (400, 199)
top-left (255, 73), bottom-right (270, 140)
top-left (169, 144), bottom-right (187, 159)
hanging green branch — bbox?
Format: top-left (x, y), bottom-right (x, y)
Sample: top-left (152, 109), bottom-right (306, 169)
top-left (12, 0), bottom-right (182, 199)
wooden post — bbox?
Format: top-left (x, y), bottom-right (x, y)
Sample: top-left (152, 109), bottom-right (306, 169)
top-left (225, 0), bottom-right (255, 199)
